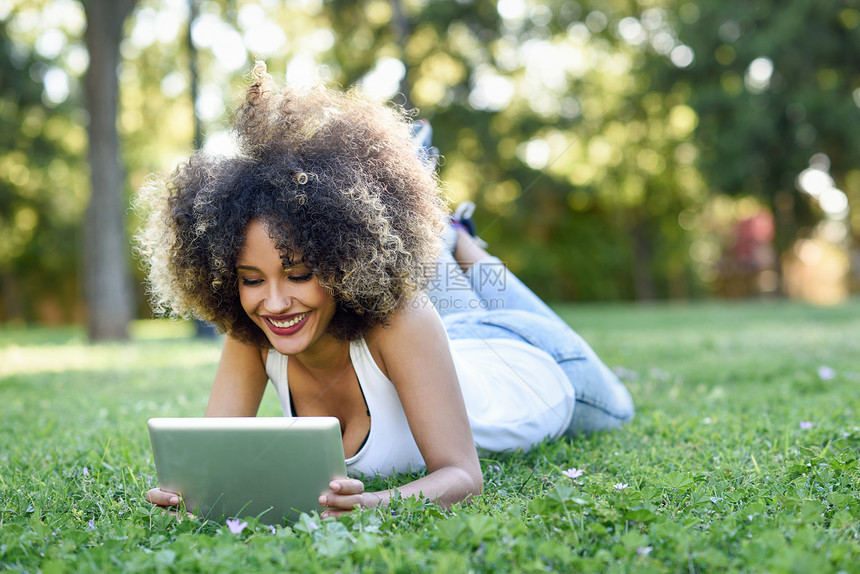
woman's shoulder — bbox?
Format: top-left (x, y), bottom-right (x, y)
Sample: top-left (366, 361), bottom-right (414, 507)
top-left (363, 295), bottom-right (447, 375)
top-left (367, 295), bottom-right (442, 342)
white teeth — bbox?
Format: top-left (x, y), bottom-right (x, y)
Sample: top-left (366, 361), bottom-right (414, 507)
top-left (269, 312), bottom-right (308, 329)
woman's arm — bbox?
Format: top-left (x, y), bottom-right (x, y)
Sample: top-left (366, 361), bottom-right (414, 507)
top-left (146, 334), bottom-right (268, 509)
top-left (205, 334), bottom-right (269, 417)
top-left (319, 296), bottom-right (483, 516)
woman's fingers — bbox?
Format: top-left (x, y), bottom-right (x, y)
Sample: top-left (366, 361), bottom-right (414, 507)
top-left (319, 492), bottom-right (365, 509)
top-left (145, 487), bottom-right (180, 507)
top-left (318, 478), bottom-right (367, 514)
top-left (328, 478), bottom-right (365, 495)
top-left (321, 507), bottom-right (354, 519)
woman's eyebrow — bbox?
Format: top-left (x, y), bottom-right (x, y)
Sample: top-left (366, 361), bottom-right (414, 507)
top-left (235, 262), bottom-right (306, 271)
top-left (279, 257), bottom-right (307, 270)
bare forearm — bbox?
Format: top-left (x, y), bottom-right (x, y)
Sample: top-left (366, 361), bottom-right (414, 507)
top-left (365, 466), bottom-right (483, 509)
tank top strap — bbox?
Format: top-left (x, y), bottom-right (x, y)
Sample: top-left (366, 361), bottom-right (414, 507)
top-left (345, 338), bottom-right (425, 475)
top-left (265, 348), bottom-right (293, 416)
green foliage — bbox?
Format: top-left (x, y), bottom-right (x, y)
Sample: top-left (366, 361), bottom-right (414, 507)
top-left (0, 15), bottom-right (87, 322)
top-left (663, 0), bottom-right (860, 250)
top-left (2, 302), bottom-right (860, 572)
top-left (309, 0), bottom-right (754, 300)
top-left (3, 0), bottom-right (860, 324)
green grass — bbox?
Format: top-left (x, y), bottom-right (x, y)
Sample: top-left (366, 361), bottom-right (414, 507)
top-left (1, 301), bottom-right (859, 573)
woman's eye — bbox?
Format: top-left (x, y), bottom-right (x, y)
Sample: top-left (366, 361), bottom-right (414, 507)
top-left (289, 272), bottom-right (313, 283)
top-left (240, 278), bottom-right (263, 286)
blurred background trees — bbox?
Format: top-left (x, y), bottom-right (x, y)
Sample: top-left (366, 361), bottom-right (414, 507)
top-left (1, 0), bottom-right (858, 338)
top-left (1, 7), bottom-right (88, 326)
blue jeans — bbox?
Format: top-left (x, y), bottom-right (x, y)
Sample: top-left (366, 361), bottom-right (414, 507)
top-left (426, 250), bottom-right (634, 436)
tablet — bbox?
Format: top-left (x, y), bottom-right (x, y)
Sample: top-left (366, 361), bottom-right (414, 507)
top-left (148, 417), bottom-right (347, 525)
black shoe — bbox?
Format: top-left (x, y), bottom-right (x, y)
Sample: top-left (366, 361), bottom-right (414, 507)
top-left (450, 201), bottom-right (487, 249)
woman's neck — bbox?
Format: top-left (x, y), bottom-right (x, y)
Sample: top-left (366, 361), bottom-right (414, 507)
top-left (291, 332), bottom-right (351, 376)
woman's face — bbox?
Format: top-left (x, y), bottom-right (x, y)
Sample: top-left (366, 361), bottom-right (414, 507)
top-left (236, 219), bottom-right (337, 357)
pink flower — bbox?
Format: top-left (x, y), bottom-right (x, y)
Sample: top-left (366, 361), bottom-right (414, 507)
top-left (799, 421), bottom-right (813, 430)
top-left (613, 482), bottom-right (629, 491)
top-left (817, 366), bottom-right (835, 381)
top-left (82, 467), bottom-right (89, 476)
top-left (308, 520), bottom-right (320, 531)
top-left (225, 518), bottom-right (248, 534)
top-left (268, 525), bottom-right (276, 534)
top-left (562, 468), bottom-right (585, 479)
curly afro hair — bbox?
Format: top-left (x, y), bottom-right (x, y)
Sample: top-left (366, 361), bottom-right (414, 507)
top-left (135, 62), bottom-right (447, 347)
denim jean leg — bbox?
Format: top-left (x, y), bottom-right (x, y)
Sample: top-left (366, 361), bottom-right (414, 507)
top-left (425, 250), bottom-right (483, 318)
top-left (559, 345), bottom-right (635, 435)
top-left (451, 309), bottom-right (635, 435)
top-left (465, 257), bottom-right (567, 328)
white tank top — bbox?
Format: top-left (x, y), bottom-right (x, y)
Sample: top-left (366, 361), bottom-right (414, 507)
top-left (265, 337), bottom-right (574, 478)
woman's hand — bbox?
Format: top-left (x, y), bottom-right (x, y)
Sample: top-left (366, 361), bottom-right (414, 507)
top-left (145, 487), bottom-right (180, 507)
top-left (318, 478), bottom-right (380, 518)
top-left (146, 488), bottom-right (199, 520)
top-left (145, 487), bottom-right (194, 519)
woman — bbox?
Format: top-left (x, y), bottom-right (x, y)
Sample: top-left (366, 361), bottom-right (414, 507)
top-left (138, 63), bottom-right (633, 518)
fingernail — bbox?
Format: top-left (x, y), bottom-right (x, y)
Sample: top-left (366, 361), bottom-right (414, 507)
top-left (170, 496), bottom-right (179, 505)
top-left (318, 495), bottom-right (326, 505)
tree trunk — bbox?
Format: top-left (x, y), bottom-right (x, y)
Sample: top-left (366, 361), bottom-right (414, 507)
top-left (629, 212), bottom-right (656, 301)
top-left (186, 0), bottom-right (218, 339)
top-left (82, 0), bottom-right (138, 341)
top-left (0, 271), bottom-right (22, 322)
top-left (187, 0), bottom-right (202, 148)
top-left (389, 0), bottom-right (413, 110)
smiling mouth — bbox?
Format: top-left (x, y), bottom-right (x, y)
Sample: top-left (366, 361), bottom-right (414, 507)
top-left (267, 312), bottom-right (309, 329)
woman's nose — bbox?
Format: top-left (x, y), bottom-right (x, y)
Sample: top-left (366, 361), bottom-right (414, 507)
top-left (265, 281), bottom-right (291, 312)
